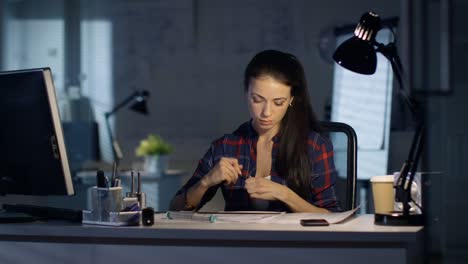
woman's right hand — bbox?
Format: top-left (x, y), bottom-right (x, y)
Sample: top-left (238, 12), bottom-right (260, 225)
top-left (201, 157), bottom-right (243, 188)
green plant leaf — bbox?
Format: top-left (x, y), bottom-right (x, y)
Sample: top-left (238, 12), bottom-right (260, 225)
top-left (135, 134), bottom-right (173, 156)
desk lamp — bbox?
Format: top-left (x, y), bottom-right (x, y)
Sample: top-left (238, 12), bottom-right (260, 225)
top-left (333, 12), bottom-right (424, 225)
top-left (104, 90), bottom-right (150, 164)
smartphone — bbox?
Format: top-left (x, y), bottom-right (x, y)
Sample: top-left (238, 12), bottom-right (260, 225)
top-left (300, 218), bottom-right (329, 226)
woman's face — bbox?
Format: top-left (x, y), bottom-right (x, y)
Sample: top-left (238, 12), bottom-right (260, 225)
top-left (247, 75), bottom-right (293, 135)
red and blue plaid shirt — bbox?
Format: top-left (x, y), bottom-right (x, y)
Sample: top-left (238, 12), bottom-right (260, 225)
top-left (176, 121), bottom-right (341, 212)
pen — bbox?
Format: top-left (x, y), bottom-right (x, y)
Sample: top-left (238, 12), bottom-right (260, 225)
top-left (137, 171), bottom-right (141, 193)
top-left (131, 170), bottom-right (134, 194)
top-left (111, 161), bottom-right (118, 185)
top-left (112, 178), bottom-right (121, 187)
top-left (136, 171), bottom-right (146, 208)
top-left (96, 170), bottom-right (109, 188)
top-left (127, 170), bottom-right (136, 197)
top-left (166, 211), bottom-right (217, 223)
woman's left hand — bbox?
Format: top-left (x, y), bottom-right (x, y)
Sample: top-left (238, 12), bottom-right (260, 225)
top-left (244, 176), bottom-right (288, 201)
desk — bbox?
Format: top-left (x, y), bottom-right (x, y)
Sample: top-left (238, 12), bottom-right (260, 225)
top-left (0, 215), bottom-right (423, 264)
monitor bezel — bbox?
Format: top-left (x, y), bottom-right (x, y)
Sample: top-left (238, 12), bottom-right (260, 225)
top-left (42, 68), bottom-right (74, 195)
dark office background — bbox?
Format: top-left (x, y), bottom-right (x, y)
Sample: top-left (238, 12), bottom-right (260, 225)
top-left (0, 0), bottom-right (467, 263)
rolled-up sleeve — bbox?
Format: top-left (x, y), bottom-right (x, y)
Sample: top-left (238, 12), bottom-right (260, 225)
top-left (309, 134), bottom-right (342, 212)
top-left (171, 143), bottom-right (220, 210)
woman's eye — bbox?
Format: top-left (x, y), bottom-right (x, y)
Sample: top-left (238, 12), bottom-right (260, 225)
top-left (252, 98), bottom-right (262, 103)
top-left (274, 101), bottom-right (285, 106)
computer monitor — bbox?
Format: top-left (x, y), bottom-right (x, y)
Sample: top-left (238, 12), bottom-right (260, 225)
top-left (0, 68), bottom-right (74, 196)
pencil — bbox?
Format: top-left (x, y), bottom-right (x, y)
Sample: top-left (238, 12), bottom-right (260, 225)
top-left (166, 211), bottom-right (217, 223)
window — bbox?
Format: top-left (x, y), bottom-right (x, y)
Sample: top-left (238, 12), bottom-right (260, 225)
top-left (2, 1), bottom-right (65, 97)
top-left (331, 28), bottom-right (394, 180)
top-left (1, 1), bottom-right (114, 166)
top-left (80, 20), bottom-right (113, 162)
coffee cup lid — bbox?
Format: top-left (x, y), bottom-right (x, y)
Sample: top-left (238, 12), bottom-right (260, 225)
top-left (370, 175), bottom-right (394, 182)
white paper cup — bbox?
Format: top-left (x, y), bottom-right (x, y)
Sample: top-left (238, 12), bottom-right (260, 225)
top-left (370, 175), bottom-right (395, 214)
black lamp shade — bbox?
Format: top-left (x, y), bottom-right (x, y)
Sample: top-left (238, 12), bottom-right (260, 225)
top-left (333, 36), bottom-right (377, 75)
top-left (130, 99), bottom-right (148, 115)
top-left (130, 92), bottom-right (149, 115)
top-left (333, 12), bottom-right (382, 75)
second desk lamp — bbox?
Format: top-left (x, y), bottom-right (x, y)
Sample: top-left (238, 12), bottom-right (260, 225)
top-left (104, 90), bottom-right (150, 164)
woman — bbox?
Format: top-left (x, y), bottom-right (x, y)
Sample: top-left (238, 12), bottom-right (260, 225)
top-left (170, 50), bottom-right (341, 213)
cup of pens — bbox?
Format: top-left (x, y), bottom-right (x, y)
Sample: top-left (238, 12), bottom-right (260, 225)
top-left (90, 186), bottom-right (123, 222)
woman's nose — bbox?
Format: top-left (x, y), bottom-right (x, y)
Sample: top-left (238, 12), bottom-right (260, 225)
top-left (262, 103), bottom-right (272, 117)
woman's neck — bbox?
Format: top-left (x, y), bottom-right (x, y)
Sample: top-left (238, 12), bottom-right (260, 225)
top-left (253, 121), bottom-right (280, 141)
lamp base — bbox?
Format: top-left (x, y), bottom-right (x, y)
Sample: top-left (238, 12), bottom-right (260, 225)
top-left (374, 211), bottom-right (424, 226)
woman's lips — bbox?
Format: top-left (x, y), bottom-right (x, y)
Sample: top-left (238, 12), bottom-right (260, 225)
top-left (259, 120), bottom-right (272, 125)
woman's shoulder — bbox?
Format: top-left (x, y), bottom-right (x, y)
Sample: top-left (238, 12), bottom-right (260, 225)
top-left (210, 121), bottom-right (251, 146)
top-left (307, 130), bottom-right (334, 152)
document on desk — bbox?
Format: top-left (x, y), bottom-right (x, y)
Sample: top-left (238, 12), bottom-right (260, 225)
top-left (262, 207), bottom-right (359, 224)
top-left (165, 211), bottom-right (283, 223)
top-left (165, 207), bottom-right (358, 224)
top-left (213, 207), bottom-right (359, 224)
top-left (214, 211), bottom-right (285, 223)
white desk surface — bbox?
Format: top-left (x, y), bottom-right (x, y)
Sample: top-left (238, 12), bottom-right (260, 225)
top-left (0, 214), bottom-right (423, 244)
top-left (0, 214), bottom-right (424, 264)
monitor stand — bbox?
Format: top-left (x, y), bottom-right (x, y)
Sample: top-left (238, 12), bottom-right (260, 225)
top-left (0, 211), bottom-right (35, 223)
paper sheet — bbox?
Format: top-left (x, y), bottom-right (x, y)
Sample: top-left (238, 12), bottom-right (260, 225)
top-left (260, 207), bottom-right (359, 224)
top-left (214, 212), bottom-right (284, 223)
top-left (164, 207), bottom-right (359, 225)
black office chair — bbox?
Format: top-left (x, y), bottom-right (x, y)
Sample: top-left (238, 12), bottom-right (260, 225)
top-left (319, 121), bottom-right (357, 211)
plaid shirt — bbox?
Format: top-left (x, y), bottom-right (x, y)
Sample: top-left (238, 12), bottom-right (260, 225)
top-left (176, 121), bottom-right (341, 212)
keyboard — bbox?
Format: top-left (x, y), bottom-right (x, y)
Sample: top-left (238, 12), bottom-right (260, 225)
top-left (2, 204), bottom-right (82, 222)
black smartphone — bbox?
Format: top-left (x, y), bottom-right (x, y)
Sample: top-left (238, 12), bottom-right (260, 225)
top-left (300, 218), bottom-right (329, 226)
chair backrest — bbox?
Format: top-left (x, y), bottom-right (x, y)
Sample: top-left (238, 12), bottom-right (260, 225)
top-left (319, 121), bottom-right (357, 211)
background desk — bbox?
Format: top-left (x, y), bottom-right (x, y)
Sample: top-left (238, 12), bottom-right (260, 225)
top-left (76, 169), bottom-right (186, 211)
top-left (0, 215), bottom-right (423, 264)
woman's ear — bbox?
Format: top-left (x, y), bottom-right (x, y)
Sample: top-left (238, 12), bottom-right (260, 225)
top-left (289, 97), bottom-right (294, 107)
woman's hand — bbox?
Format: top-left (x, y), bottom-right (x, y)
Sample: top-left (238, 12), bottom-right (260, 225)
top-left (245, 176), bottom-right (289, 201)
top-left (201, 157), bottom-right (243, 188)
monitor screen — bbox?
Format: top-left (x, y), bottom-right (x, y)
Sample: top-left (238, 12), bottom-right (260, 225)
top-left (0, 68), bottom-right (74, 196)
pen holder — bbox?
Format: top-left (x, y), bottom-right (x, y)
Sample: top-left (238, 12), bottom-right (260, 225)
top-left (89, 186), bottom-right (123, 222)
top-left (137, 192), bottom-right (146, 209)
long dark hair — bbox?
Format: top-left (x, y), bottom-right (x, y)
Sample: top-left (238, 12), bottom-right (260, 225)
top-left (243, 50), bottom-right (321, 200)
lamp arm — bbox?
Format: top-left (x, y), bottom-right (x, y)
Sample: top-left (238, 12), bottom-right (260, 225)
top-left (106, 91), bottom-right (139, 117)
top-left (376, 42), bottom-right (425, 216)
top-left (395, 123), bottom-right (425, 216)
top-left (105, 112), bottom-right (123, 164)
top-left (375, 42), bottom-right (419, 116)
top-left (104, 90), bottom-right (144, 163)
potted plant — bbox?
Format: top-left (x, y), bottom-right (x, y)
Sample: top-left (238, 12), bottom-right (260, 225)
top-left (135, 134), bottom-right (173, 177)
